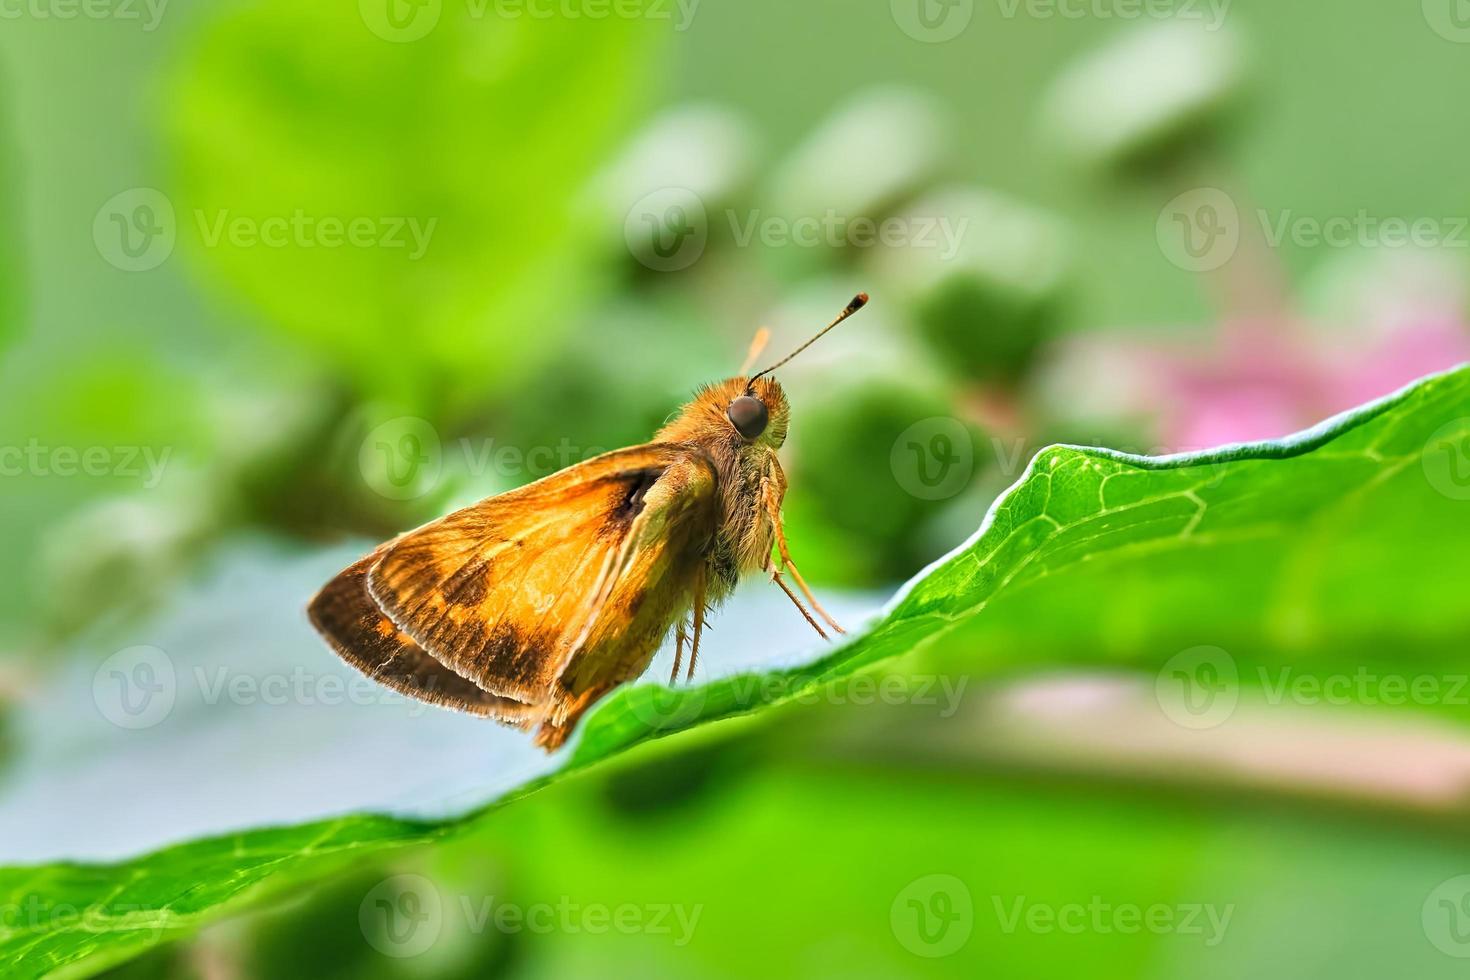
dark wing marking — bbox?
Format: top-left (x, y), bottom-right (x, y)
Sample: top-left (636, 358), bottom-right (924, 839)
top-left (307, 549), bottom-right (538, 727)
top-left (365, 444), bottom-right (715, 707)
top-left (532, 449), bottom-right (722, 749)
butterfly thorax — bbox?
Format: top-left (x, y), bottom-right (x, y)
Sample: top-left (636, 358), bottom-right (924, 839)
top-left (655, 376), bottom-right (790, 596)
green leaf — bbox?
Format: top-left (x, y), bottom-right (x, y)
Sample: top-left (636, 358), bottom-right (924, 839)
top-left (167, 2), bottom-right (663, 414)
top-left (3, 365), bottom-right (1468, 978)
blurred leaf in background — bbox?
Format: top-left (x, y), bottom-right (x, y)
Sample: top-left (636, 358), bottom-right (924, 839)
top-left (168, 0), bottom-right (666, 418)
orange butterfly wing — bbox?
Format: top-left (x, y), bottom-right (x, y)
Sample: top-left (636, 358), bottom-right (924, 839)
top-left (310, 443), bottom-right (719, 749)
top-left (308, 548), bottom-right (540, 727)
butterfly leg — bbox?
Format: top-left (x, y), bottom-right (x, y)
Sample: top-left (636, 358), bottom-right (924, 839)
top-left (670, 618), bottom-right (688, 685)
top-left (763, 481), bottom-right (845, 635)
top-left (769, 561), bottom-right (828, 641)
top-left (687, 565), bottom-right (707, 682)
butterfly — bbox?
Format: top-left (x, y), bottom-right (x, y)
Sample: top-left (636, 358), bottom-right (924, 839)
top-left (308, 294), bottom-right (867, 751)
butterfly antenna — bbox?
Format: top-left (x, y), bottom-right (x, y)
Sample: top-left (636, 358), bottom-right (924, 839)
top-left (739, 327), bottom-right (772, 376)
top-left (749, 293), bottom-right (868, 387)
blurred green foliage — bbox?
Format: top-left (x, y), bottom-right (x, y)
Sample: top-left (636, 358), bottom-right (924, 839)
top-left (169, 0), bottom-right (663, 417)
top-left (0, 1), bottom-right (1468, 978)
top-left (0, 0), bottom-right (1466, 644)
top-left (5, 366), bottom-right (1467, 978)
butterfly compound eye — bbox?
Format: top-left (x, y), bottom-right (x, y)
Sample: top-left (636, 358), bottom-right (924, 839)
top-left (727, 395), bottom-right (769, 440)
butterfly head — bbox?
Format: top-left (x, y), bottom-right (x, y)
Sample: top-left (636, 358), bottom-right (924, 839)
top-left (730, 374), bottom-right (789, 446)
top-left (661, 375), bottom-right (790, 451)
top-left (656, 293), bottom-right (867, 455)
